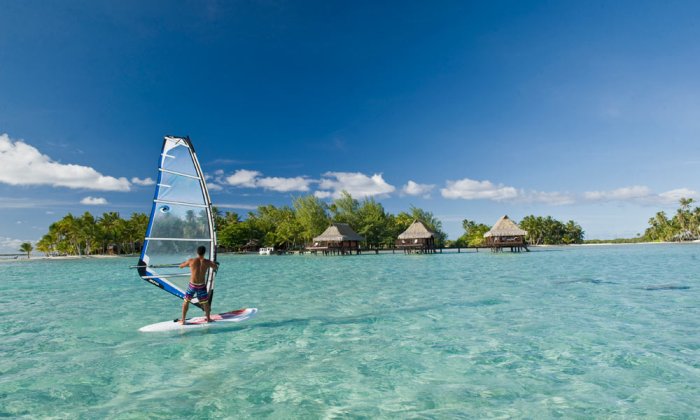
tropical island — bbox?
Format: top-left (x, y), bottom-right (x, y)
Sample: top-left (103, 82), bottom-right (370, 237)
top-left (29, 193), bottom-right (699, 258)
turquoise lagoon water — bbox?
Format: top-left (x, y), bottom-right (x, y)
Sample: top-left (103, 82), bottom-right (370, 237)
top-left (1, 244), bottom-right (699, 418)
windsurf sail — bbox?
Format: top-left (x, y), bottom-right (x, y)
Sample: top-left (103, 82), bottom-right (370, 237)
top-left (136, 136), bottom-right (217, 310)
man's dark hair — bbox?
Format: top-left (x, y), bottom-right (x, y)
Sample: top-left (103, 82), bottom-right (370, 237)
top-left (197, 246), bottom-right (206, 256)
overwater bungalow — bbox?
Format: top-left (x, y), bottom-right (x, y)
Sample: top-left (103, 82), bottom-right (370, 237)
top-left (241, 239), bottom-right (261, 253)
top-left (396, 220), bottom-right (437, 253)
top-left (307, 223), bottom-right (364, 255)
top-left (484, 215), bottom-right (529, 252)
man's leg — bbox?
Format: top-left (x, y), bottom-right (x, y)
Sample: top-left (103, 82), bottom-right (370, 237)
top-left (204, 301), bottom-right (212, 322)
top-left (181, 300), bottom-right (189, 325)
top-left (198, 286), bottom-right (212, 322)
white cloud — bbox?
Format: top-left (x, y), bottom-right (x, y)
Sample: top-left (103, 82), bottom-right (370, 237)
top-left (439, 178), bottom-right (574, 205)
top-left (583, 185), bottom-right (698, 205)
top-left (0, 236), bottom-right (29, 253)
top-left (0, 133), bottom-right (131, 191)
top-left (81, 196), bottom-right (108, 205)
top-left (131, 177), bottom-right (155, 186)
top-left (658, 188), bottom-right (698, 203)
top-left (441, 178), bottom-right (518, 201)
top-left (208, 183), bottom-right (223, 191)
top-left (583, 185), bottom-right (651, 201)
top-left (257, 176), bottom-right (312, 192)
top-left (520, 191), bottom-right (576, 205)
top-left (224, 169), bottom-right (312, 192)
top-left (402, 180), bottom-right (435, 198)
top-left (225, 169), bottom-right (261, 187)
top-left (317, 172), bottom-right (396, 199)
top-left (314, 191), bottom-right (332, 199)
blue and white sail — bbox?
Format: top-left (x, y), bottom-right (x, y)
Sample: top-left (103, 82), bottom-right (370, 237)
top-left (137, 136), bottom-right (216, 309)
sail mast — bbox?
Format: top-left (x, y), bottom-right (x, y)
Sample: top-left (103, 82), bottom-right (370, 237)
top-left (183, 136), bottom-right (218, 307)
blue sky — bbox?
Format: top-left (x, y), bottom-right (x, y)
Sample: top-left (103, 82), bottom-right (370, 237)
top-left (2, 1), bottom-right (700, 251)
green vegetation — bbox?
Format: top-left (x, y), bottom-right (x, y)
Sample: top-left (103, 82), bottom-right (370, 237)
top-left (38, 191), bottom-right (643, 255)
top-left (217, 192), bottom-right (447, 251)
top-left (35, 194), bottom-right (592, 255)
top-left (31, 198), bottom-right (700, 256)
top-left (36, 212), bottom-right (149, 256)
top-left (451, 215), bottom-right (584, 247)
top-left (643, 198), bottom-right (700, 242)
top-left (453, 220), bottom-right (491, 247)
top-left (584, 237), bottom-right (646, 244)
top-left (519, 215), bottom-right (584, 245)
top-left (19, 242), bottom-right (33, 258)
top-left (35, 192), bottom-right (449, 256)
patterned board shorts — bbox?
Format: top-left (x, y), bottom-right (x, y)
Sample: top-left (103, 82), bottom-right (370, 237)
top-left (184, 282), bottom-right (209, 303)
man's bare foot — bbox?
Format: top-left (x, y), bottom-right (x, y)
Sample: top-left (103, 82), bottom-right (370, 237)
top-left (180, 319), bottom-right (187, 325)
top-left (206, 317), bottom-right (213, 323)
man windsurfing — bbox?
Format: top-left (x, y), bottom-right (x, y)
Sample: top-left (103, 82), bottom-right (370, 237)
top-left (179, 245), bottom-right (218, 324)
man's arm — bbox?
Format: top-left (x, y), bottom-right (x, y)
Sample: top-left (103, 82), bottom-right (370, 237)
top-left (208, 260), bottom-right (219, 272)
top-left (179, 259), bottom-right (191, 269)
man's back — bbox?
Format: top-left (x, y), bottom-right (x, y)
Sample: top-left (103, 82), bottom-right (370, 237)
top-left (185, 257), bottom-right (214, 285)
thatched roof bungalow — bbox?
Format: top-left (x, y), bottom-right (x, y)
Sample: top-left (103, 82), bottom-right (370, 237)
top-left (219, 238), bottom-right (260, 253)
top-left (308, 223), bottom-right (364, 255)
top-left (483, 215), bottom-right (529, 252)
top-left (396, 220), bottom-right (437, 253)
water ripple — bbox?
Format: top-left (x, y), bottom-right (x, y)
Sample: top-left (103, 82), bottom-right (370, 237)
top-left (1, 244), bottom-right (699, 417)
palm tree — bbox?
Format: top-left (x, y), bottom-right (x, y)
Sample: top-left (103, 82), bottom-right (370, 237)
top-left (127, 213), bottom-right (149, 253)
top-left (679, 197), bottom-right (694, 212)
top-left (224, 211), bottom-right (241, 225)
top-left (676, 198), bottom-right (695, 241)
top-left (36, 233), bottom-right (56, 256)
top-left (54, 214), bottom-right (81, 255)
top-left (693, 206), bottom-right (700, 238)
top-left (98, 212), bottom-right (123, 254)
top-left (79, 212), bottom-right (97, 255)
top-left (212, 206), bottom-right (225, 230)
top-left (19, 242), bottom-right (33, 259)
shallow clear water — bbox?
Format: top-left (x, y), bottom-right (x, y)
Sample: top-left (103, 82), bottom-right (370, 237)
top-left (1, 244), bottom-right (699, 418)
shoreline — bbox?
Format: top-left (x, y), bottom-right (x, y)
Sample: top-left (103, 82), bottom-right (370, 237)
top-left (4, 241), bottom-right (700, 263)
top-left (572, 240), bottom-right (700, 247)
top-left (0, 254), bottom-right (133, 263)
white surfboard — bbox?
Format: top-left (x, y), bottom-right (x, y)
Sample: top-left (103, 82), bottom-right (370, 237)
top-left (139, 307), bottom-right (258, 332)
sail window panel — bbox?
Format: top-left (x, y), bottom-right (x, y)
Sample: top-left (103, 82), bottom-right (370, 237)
top-left (143, 239), bottom-right (213, 263)
top-left (160, 141), bottom-right (198, 177)
top-left (166, 274), bottom-right (193, 295)
top-left (149, 203), bottom-right (212, 240)
top-left (142, 239), bottom-right (213, 292)
top-left (156, 172), bottom-right (207, 205)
